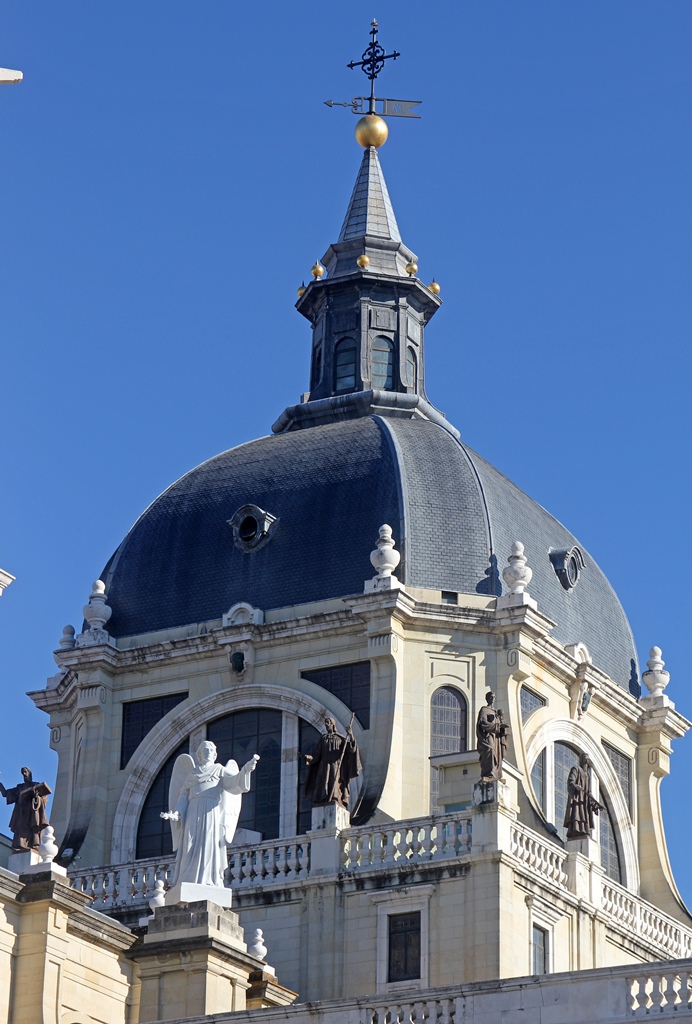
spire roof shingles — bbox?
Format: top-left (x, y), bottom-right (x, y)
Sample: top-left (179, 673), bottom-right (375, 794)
top-left (338, 145), bottom-right (401, 243)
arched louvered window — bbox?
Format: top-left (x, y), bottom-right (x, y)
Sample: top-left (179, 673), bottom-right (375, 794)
top-left (334, 337), bottom-right (357, 393)
top-left (430, 686), bottom-right (467, 811)
top-left (406, 347), bottom-right (418, 390)
top-left (208, 709), bottom-right (283, 840)
top-left (372, 336), bottom-right (394, 389)
top-left (136, 740), bottom-right (189, 859)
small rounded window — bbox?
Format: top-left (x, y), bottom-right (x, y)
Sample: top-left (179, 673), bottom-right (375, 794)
top-left (549, 546), bottom-right (585, 591)
top-left (238, 516), bottom-right (259, 543)
top-left (228, 504), bottom-right (278, 552)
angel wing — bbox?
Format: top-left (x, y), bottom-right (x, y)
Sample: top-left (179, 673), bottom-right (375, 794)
top-left (221, 759), bottom-right (243, 845)
top-left (167, 753), bottom-right (195, 852)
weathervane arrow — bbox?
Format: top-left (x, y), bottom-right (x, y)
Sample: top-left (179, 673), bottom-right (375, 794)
top-left (324, 20), bottom-right (421, 121)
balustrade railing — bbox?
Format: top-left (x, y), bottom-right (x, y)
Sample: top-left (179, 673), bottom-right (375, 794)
top-left (627, 966), bottom-right (692, 1016)
top-left (509, 821), bottom-right (569, 887)
top-left (70, 857), bottom-right (173, 912)
top-left (341, 814), bottom-right (472, 871)
top-left (603, 879), bottom-right (692, 961)
top-left (227, 837), bottom-right (311, 886)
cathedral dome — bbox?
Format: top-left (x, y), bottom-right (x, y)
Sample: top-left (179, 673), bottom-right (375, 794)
top-left (101, 408), bottom-right (638, 694)
top-left (100, 143), bottom-right (638, 694)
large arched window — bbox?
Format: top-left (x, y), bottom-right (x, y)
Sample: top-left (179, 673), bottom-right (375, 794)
top-left (406, 347), bottom-right (418, 391)
top-left (136, 740), bottom-right (188, 860)
top-left (372, 337), bottom-right (394, 389)
top-left (208, 709), bottom-right (283, 840)
top-left (529, 740), bottom-right (623, 883)
top-left (334, 337), bottom-right (357, 393)
top-left (430, 686), bottom-right (467, 811)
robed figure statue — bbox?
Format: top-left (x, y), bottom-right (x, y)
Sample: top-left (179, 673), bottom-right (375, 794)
top-left (162, 740), bottom-right (259, 892)
top-left (564, 752), bottom-right (604, 839)
top-left (476, 692), bottom-right (510, 781)
top-left (304, 716), bottom-right (362, 809)
top-left (0, 766), bottom-right (51, 851)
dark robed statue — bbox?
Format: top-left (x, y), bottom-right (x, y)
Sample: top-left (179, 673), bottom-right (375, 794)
top-left (0, 766), bottom-right (52, 851)
top-left (476, 691), bottom-right (510, 781)
top-left (564, 752), bottom-right (604, 839)
top-left (304, 716), bottom-right (362, 809)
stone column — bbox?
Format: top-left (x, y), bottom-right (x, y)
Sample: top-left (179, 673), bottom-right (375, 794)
top-left (131, 900), bottom-right (290, 1022)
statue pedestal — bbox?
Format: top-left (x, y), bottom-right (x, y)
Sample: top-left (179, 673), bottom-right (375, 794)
top-left (164, 881), bottom-right (232, 908)
top-left (565, 834), bottom-right (603, 907)
top-left (8, 848), bottom-right (41, 874)
top-left (470, 767), bottom-right (519, 854)
top-left (308, 804), bottom-right (350, 876)
top-left (134, 900), bottom-right (263, 1022)
top-left (310, 803), bottom-right (350, 832)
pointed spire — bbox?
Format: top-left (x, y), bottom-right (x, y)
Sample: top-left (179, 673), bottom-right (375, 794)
top-left (338, 147), bottom-right (401, 244)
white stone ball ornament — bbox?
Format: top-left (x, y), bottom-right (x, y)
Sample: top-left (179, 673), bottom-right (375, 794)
top-left (370, 524), bottom-right (400, 579)
top-left (83, 580), bottom-right (112, 631)
top-left (502, 541), bottom-right (533, 595)
top-left (642, 646), bottom-right (670, 698)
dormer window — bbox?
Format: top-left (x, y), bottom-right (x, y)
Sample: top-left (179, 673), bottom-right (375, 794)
top-left (334, 337), bottom-right (357, 393)
top-left (372, 336), bottom-right (394, 389)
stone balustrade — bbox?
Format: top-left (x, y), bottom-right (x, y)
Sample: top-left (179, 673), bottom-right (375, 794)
top-left (341, 813), bottom-right (473, 870)
top-left (603, 879), bottom-right (692, 961)
top-left (130, 961), bottom-right (691, 1023)
top-left (227, 836), bottom-right (311, 886)
top-left (510, 820), bottom-right (569, 887)
top-left (70, 857), bottom-right (173, 912)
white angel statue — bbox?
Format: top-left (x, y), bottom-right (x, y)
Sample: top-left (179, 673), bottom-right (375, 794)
top-left (161, 740), bottom-right (259, 899)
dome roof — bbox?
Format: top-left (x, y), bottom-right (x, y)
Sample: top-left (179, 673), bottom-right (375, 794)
top-left (101, 412), bottom-right (638, 694)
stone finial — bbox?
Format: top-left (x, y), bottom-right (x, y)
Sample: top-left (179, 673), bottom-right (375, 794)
top-left (249, 928), bottom-right (268, 960)
top-left (54, 625), bottom-right (77, 668)
top-left (148, 879), bottom-right (166, 913)
top-left (59, 625), bottom-right (76, 650)
top-left (370, 524), bottom-right (400, 579)
top-left (83, 580), bottom-right (112, 631)
top-left (502, 542), bottom-right (533, 595)
top-left (642, 646), bottom-right (670, 698)
top-left (39, 826), bottom-right (58, 863)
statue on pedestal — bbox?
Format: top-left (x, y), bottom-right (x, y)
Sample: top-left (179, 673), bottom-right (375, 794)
top-left (0, 766), bottom-right (52, 851)
top-left (162, 741), bottom-right (259, 892)
top-left (304, 715), bottom-right (361, 809)
top-left (476, 692), bottom-right (510, 781)
top-left (564, 752), bottom-right (604, 839)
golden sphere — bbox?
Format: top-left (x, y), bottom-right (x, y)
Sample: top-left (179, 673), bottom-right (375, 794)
top-left (405, 260), bottom-right (418, 276)
top-left (428, 279), bottom-right (441, 295)
top-left (357, 254), bottom-right (370, 268)
top-left (355, 114), bottom-right (389, 149)
top-left (297, 281), bottom-right (306, 297)
top-left (311, 260), bottom-right (325, 280)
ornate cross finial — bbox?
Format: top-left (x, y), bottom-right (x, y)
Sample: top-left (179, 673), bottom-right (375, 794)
top-left (347, 20), bottom-right (401, 113)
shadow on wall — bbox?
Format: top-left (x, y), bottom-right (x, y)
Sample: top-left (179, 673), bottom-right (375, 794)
top-left (630, 659), bottom-right (641, 698)
top-left (476, 554), bottom-right (501, 597)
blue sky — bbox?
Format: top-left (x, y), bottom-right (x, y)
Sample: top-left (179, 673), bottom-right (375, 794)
top-left (1, 2), bottom-right (691, 901)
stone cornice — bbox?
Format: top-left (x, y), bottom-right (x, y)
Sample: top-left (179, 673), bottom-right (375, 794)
top-left (68, 905), bottom-right (137, 953)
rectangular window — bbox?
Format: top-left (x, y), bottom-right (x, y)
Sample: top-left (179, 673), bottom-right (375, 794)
top-left (121, 692), bottom-right (187, 769)
top-left (441, 591), bottom-right (458, 604)
top-left (532, 924), bottom-right (548, 975)
top-left (300, 661), bottom-right (371, 729)
top-left (388, 912), bottom-right (421, 983)
top-left (602, 740), bottom-right (632, 811)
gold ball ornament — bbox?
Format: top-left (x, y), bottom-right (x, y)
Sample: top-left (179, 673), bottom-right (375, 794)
top-left (405, 260), bottom-right (418, 276)
top-left (357, 254), bottom-right (370, 268)
top-left (297, 281), bottom-right (306, 297)
top-left (355, 114), bottom-right (389, 149)
top-left (311, 260), bottom-right (325, 280)
top-left (428, 279), bottom-right (441, 295)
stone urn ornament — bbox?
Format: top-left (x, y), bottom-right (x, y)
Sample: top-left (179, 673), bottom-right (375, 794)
top-left (370, 524), bottom-right (400, 579)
